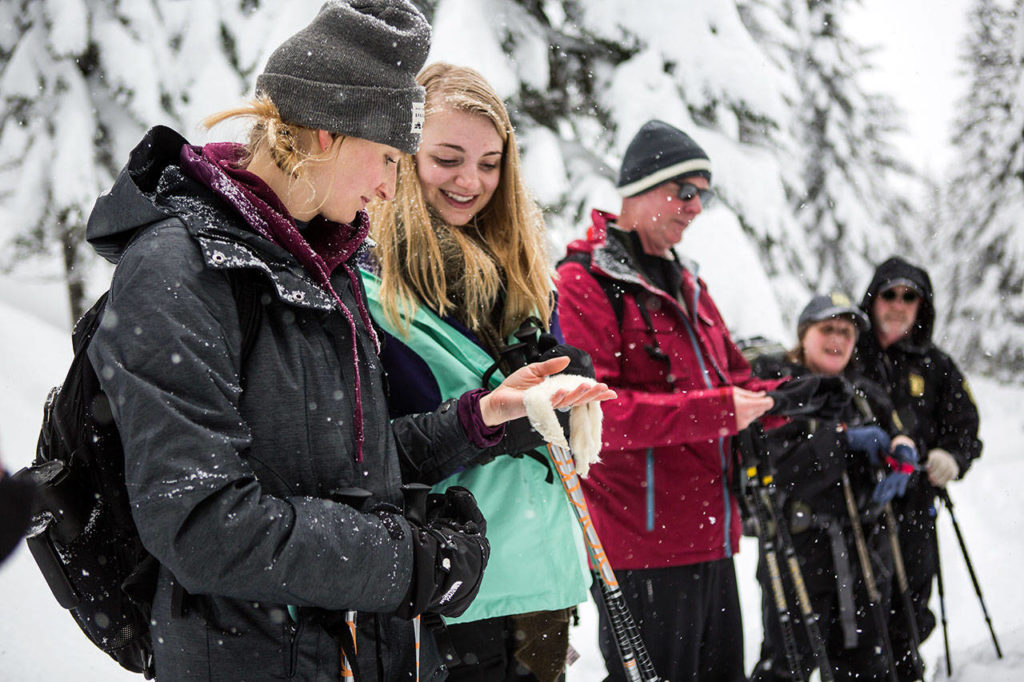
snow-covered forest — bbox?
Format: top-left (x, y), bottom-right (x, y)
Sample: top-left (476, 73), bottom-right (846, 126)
top-left (1, 0), bottom-right (1023, 680)
top-left (1, 0), bottom-right (1022, 375)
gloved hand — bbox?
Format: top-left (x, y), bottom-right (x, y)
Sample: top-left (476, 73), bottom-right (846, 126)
top-left (844, 425), bottom-right (891, 466)
top-left (395, 486), bottom-right (490, 620)
top-left (0, 470), bottom-right (37, 564)
top-left (926, 448), bottom-right (960, 487)
top-left (537, 343), bottom-right (596, 380)
top-left (767, 375), bottom-right (853, 419)
top-left (872, 443), bottom-right (918, 504)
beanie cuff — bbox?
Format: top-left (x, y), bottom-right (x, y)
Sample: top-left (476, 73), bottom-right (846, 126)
top-left (257, 74), bottom-right (426, 155)
top-left (616, 158), bottom-right (713, 198)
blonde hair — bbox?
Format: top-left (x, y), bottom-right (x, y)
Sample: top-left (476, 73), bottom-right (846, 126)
top-left (369, 62), bottom-right (553, 338)
top-left (202, 95), bottom-right (337, 184)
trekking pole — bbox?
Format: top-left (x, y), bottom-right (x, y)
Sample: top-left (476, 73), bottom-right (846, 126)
top-left (547, 444), bottom-right (661, 682)
top-left (736, 431), bottom-right (806, 681)
top-left (333, 487), bottom-right (373, 680)
top-left (744, 469), bottom-right (807, 681)
top-left (402, 483), bottom-right (432, 682)
top-left (742, 425), bottom-right (835, 682)
top-left (937, 489), bottom-right (1003, 659)
top-left (882, 499), bottom-right (926, 680)
top-left (934, 527), bottom-right (952, 676)
top-left (839, 473), bottom-right (899, 682)
top-left (758, 478), bottom-right (835, 682)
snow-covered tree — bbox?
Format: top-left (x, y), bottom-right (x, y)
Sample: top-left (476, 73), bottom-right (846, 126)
top-left (0, 0), bottom-right (318, 324)
top-left (2, 0), bottom-right (922, 353)
top-left (0, 0), bottom-right (184, 321)
top-left (425, 0), bottom-right (914, 336)
top-left (742, 0), bottom-right (914, 296)
top-left (940, 0), bottom-right (1024, 381)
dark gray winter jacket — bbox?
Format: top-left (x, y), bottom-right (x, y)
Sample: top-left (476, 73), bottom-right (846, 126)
top-left (85, 127), bottom-right (480, 681)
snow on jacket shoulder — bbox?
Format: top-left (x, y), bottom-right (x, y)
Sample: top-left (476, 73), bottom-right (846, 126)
top-left (555, 209), bottom-right (780, 569)
top-left (85, 126), bottom-right (478, 681)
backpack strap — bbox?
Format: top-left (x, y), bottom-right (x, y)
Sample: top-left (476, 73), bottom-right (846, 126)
top-left (557, 251), bottom-right (673, 381)
top-left (557, 251), bottom-right (630, 328)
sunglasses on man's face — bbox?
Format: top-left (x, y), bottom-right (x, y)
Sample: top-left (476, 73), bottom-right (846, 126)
top-left (675, 182), bottom-right (715, 207)
top-left (879, 289), bottom-right (919, 303)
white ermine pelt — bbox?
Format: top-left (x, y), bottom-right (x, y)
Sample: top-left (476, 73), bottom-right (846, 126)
top-left (523, 374), bottom-right (603, 478)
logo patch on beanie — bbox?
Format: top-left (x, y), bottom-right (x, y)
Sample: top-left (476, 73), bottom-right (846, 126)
top-left (411, 101), bottom-right (425, 134)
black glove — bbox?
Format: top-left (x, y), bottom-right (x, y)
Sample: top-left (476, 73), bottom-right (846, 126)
top-left (0, 471), bottom-right (37, 564)
top-left (395, 486), bottom-right (490, 620)
top-left (537, 343), bottom-right (596, 380)
top-left (475, 417), bottom-right (546, 464)
top-left (767, 375), bottom-right (853, 419)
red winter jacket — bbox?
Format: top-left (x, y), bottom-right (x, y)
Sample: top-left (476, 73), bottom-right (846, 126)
top-left (556, 210), bottom-right (781, 569)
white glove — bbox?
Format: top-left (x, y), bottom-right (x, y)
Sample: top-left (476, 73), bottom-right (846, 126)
top-left (523, 374), bottom-right (603, 478)
top-left (926, 448), bottom-right (960, 487)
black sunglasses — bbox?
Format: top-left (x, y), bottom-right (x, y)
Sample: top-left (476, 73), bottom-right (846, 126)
top-left (675, 182), bottom-right (715, 207)
top-left (879, 289), bottom-right (919, 303)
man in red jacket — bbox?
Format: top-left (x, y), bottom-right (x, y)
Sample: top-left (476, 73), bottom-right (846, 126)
top-left (556, 120), bottom-right (779, 681)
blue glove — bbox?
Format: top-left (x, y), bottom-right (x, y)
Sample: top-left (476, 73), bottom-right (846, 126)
top-left (873, 471), bottom-right (909, 504)
top-left (844, 426), bottom-right (891, 466)
top-left (871, 443), bottom-right (919, 505)
top-left (888, 443), bottom-right (919, 467)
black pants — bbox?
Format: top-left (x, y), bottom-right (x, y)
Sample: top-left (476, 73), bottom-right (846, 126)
top-left (888, 497), bottom-right (938, 682)
top-left (751, 524), bottom-right (894, 682)
top-left (595, 559), bottom-right (745, 682)
top-left (442, 610), bottom-right (569, 682)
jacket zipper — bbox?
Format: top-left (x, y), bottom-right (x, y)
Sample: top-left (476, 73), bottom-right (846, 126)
top-left (594, 257), bottom-right (734, 556)
top-left (646, 448), bottom-right (656, 532)
top-left (675, 280), bottom-right (733, 557)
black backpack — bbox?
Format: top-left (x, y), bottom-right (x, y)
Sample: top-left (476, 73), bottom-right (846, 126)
top-left (13, 273), bottom-right (261, 678)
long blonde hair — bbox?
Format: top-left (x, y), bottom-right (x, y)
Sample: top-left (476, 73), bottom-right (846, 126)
top-left (370, 62), bottom-right (553, 338)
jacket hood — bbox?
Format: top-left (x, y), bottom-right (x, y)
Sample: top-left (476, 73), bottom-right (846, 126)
top-left (859, 256), bottom-right (935, 346)
top-left (87, 126), bottom-right (193, 263)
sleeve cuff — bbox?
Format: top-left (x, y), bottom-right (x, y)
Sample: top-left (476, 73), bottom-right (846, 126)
top-left (458, 389), bottom-right (506, 449)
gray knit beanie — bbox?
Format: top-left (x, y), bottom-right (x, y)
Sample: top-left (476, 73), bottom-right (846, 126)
top-left (255, 0), bottom-right (430, 154)
top-left (617, 120), bottom-right (712, 198)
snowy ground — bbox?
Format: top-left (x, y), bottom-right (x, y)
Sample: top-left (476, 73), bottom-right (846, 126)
top-left (0, 273), bottom-right (1020, 681)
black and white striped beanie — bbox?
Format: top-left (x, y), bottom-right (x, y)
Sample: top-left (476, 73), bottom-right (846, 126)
top-left (616, 120), bottom-right (712, 198)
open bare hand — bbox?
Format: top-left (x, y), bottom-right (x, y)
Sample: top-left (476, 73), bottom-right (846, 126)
top-left (478, 356), bottom-right (617, 426)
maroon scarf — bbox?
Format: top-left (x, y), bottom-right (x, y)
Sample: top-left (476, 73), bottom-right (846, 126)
top-left (180, 142), bottom-right (378, 462)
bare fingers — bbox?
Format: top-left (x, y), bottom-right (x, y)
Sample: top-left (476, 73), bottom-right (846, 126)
top-left (550, 382), bottom-right (616, 410)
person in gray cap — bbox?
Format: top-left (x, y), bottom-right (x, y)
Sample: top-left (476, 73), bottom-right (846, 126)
top-left (853, 257), bottom-right (982, 682)
top-left (81, 2), bottom-right (614, 679)
top-left (748, 291), bottom-right (920, 682)
top-left (556, 120), bottom-right (788, 681)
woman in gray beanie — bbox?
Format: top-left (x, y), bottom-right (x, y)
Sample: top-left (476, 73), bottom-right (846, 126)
top-left (81, 2), bottom-right (614, 680)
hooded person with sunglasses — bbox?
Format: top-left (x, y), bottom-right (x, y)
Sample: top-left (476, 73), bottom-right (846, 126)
top-left (555, 120), bottom-right (786, 682)
top-left (853, 256), bottom-right (982, 682)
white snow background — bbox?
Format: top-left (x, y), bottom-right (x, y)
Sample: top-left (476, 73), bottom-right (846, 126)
top-left (1, 0), bottom-right (1021, 680)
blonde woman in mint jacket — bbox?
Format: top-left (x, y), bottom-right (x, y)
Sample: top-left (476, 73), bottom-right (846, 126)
top-left (365, 63), bottom-right (593, 682)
